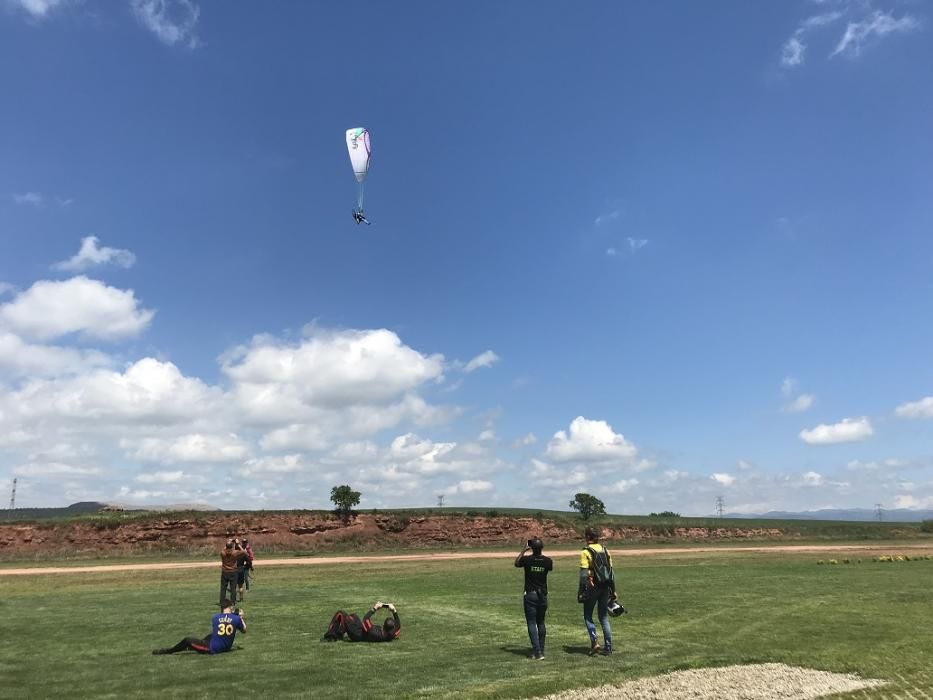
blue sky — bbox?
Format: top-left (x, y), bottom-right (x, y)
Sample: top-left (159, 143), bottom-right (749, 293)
top-left (1, 0), bottom-right (931, 514)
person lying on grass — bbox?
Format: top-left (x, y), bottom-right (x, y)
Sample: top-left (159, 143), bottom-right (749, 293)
top-left (152, 598), bottom-right (246, 655)
top-left (320, 601), bottom-right (400, 643)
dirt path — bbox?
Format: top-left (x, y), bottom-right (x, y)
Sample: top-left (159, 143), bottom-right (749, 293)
top-left (2, 542), bottom-right (931, 576)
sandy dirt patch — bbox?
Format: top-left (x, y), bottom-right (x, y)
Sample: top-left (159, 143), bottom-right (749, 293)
top-left (534, 663), bottom-right (885, 700)
top-left (1, 542), bottom-right (931, 576)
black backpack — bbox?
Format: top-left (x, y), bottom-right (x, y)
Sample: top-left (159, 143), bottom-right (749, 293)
top-left (586, 546), bottom-right (614, 586)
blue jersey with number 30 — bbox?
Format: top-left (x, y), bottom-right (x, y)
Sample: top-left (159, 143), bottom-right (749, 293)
top-left (209, 612), bottom-right (244, 654)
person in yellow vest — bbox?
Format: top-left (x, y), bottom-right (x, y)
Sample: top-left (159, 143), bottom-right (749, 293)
top-left (577, 527), bottom-right (618, 656)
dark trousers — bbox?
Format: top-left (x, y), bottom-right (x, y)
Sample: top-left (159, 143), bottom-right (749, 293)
top-left (162, 635), bottom-right (211, 654)
top-left (220, 572), bottom-right (238, 605)
top-left (523, 590), bottom-right (548, 654)
top-left (322, 611), bottom-right (363, 641)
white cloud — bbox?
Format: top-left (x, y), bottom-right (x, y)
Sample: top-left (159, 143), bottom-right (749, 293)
top-left (0, 332), bottom-right (111, 377)
top-left (131, 0), bottom-right (201, 49)
top-left (464, 350), bottom-right (499, 373)
top-left (894, 494), bottom-right (933, 509)
top-left (780, 11), bottom-right (844, 67)
top-left (606, 248), bottom-right (617, 257)
top-left (711, 473), bottom-right (736, 487)
top-left (513, 433), bottom-right (537, 448)
top-left (781, 36), bottom-right (806, 66)
top-left (627, 237), bottom-right (648, 251)
top-left (0, 276), bottom-right (154, 341)
top-left (53, 236), bottom-right (136, 272)
top-left (781, 378), bottom-right (815, 413)
top-left (605, 478), bottom-right (639, 494)
top-left (136, 470), bottom-right (185, 484)
top-left (124, 433), bottom-right (249, 463)
top-left (477, 429), bottom-right (495, 442)
top-left (530, 458), bottom-right (588, 488)
top-left (453, 479), bottom-right (493, 494)
top-left (802, 471), bottom-right (824, 486)
top-left (5, 357), bottom-right (225, 427)
top-left (546, 416), bottom-right (638, 464)
top-left (13, 461), bottom-right (101, 477)
top-left (783, 393), bottom-right (815, 413)
top-left (799, 417), bottom-right (873, 444)
top-left (11, 191), bottom-right (44, 205)
top-left (831, 10), bottom-right (920, 58)
top-left (224, 328), bottom-right (444, 409)
top-left (895, 396), bottom-right (933, 419)
top-left (239, 454), bottom-right (305, 476)
top-left (595, 209), bottom-right (621, 226)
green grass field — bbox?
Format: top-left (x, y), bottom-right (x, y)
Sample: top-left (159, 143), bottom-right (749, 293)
top-left (2, 548), bottom-right (931, 699)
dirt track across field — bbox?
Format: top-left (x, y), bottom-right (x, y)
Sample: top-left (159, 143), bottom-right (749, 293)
top-left (2, 542), bottom-right (931, 576)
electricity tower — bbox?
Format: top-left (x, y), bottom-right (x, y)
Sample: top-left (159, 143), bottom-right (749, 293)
top-left (8, 478), bottom-right (16, 511)
top-left (716, 495), bottom-right (725, 518)
top-left (436, 494), bottom-right (445, 508)
top-left (875, 503), bottom-right (883, 522)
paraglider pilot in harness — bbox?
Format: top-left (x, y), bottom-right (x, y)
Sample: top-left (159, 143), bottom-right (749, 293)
top-left (352, 209), bottom-right (371, 225)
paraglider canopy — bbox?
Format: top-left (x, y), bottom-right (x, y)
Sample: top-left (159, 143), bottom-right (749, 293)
top-left (346, 127), bottom-right (371, 184)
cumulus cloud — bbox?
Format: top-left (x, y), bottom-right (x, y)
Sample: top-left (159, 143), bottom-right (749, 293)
top-left (224, 328), bottom-right (444, 409)
top-left (0, 277), bottom-right (154, 341)
top-left (606, 247), bottom-right (617, 257)
top-left (627, 237), bottom-right (648, 251)
top-left (0, 332), bottom-right (110, 377)
top-left (136, 470), bottom-right (186, 484)
top-left (13, 461), bottom-right (101, 477)
top-left (451, 479), bottom-right (493, 494)
top-left (802, 471), bottom-right (824, 486)
top-left (513, 433), bottom-right (537, 448)
top-left (799, 417), bottom-right (873, 444)
top-left (895, 396), bottom-right (933, 419)
top-left (131, 0), bottom-right (201, 49)
top-left (463, 350), bottom-right (500, 373)
top-left (831, 10), bottom-right (920, 58)
top-left (123, 433), bottom-right (249, 463)
top-left (711, 473), bottom-right (736, 487)
top-left (546, 416), bottom-right (638, 464)
top-left (5, 357), bottom-right (225, 427)
top-left (53, 237), bottom-right (136, 272)
top-left (605, 478), bottom-right (639, 494)
top-left (239, 454), bottom-right (305, 476)
top-left (530, 458), bottom-right (588, 488)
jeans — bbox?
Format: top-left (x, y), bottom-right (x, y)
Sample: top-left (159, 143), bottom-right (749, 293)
top-left (583, 585), bottom-right (612, 648)
top-left (523, 590), bottom-right (548, 655)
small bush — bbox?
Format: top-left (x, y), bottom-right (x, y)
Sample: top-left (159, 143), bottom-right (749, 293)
top-left (465, 510), bottom-right (479, 518)
top-left (920, 519), bottom-right (933, 533)
top-left (485, 510), bottom-right (499, 518)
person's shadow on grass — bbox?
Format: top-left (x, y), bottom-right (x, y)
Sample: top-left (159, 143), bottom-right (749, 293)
top-left (500, 646), bottom-right (533, 657)
top-left (562, 645), bottom-right (593, 655)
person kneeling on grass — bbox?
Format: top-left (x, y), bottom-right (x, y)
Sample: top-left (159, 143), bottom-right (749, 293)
top-left (152, 599), bottom-right (246, 655)
top-left (320, 601), bottom-right (400, 643)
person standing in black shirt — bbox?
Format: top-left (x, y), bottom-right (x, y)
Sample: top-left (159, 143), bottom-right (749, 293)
top-left (514, 537), bottom-right (553, 660)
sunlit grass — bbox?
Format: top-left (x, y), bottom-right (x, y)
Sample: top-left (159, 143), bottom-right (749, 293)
top-left (2, 550), bottom-right (931, 699)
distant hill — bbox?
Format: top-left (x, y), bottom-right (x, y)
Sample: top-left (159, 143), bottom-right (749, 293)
top-left (1, 501), bottom-right (219, 522)
top-left (725, 508), bottom-right (933, 523)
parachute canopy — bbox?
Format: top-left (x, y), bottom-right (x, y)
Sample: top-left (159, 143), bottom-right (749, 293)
top-left (346, 127), bottom-right (371, 184)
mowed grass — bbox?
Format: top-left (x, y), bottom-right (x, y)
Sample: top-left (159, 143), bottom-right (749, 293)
top-left (1, 549), bottom-right (931, 699)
